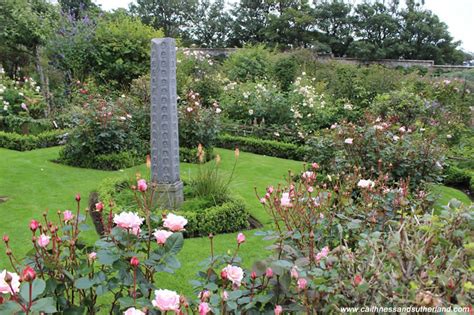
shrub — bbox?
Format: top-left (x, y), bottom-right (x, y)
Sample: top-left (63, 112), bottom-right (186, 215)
top-left (0, 74), bottom-right (46, 119)
top-left (0, 115), bottom-right (54, 134)
top-left (59, 95), bottom-right (146, 169)
top-left (92, 13), bottom-right (164, 89)
top-left (222, 45), bottom-right (272, 82)
top-left (178, 90), bottom-right (221, 150)
top-left (219, 81), bottom-right (292, 125)
top-left (0, 129), bottom-right (67, 151)
top-left (216, 134), bottom-right (309, 161)
top-left (271, 54), bottom-right (298, 91)
top-left (370, 88), bottom-right (427, 125)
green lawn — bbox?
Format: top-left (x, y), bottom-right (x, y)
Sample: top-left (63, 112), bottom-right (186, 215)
top-left (0, 146), bottom-right (471, 296)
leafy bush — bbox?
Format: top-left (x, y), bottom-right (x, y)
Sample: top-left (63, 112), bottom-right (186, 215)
top-left (219, 81), bottom-right (292, 125)
top-left (0, 115), bottom-right (55, 134)
top-left (92, 13), bottom-right (164, 88)
top-left (271, 54), bottom-right (298, 91)
top-left (222, 45), bottom-right (272, 82)
top-left (178, 90), bottom-right (221, 150)
top-left (0, 74), bottom-right (46, 119)
top-left (370, 88), bottom-right (427, 125)
top-left (59, 95), bottom-right (146, 169)
top-left (216, 134), bottom-right (309, 161)
top-left (0, 129), bottom-right (67, 151)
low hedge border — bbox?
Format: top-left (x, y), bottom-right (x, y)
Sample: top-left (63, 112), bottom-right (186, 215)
top-left (0, 129), bottom-right (68, 151)
top-left (216, 134), bottom-right (309, 161)
top-left (91, 177), bottom-right (251, 238)
top-left (444, 165), bottom-right (474, 192)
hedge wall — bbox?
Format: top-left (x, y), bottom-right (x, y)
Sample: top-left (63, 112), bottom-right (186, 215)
top-left (0, 130), bottom-right (68, 151)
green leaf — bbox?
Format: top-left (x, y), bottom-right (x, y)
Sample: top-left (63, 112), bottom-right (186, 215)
top-left (165, 233), bottom-right (184, 255)
top-left (97, 250), bottom-right (119, 265)
top-left (75, 277), bottom-right (94, 290)
top-left (31, 297), bottom-right (57, 313)
top-left (0, 301), bottom-right (22, 313)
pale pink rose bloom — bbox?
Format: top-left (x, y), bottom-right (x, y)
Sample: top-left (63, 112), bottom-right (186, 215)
top-left (123, 307), bottom-right (145, 315)
top-left (344, 138), bottom-right (353, 144)
top-left (259, 197), bottom-right (266, 204)
top-left (280, 192), bottom-right (292, 207)
top-left (307, 186), bottom-right (314, 193)
top-left (153, 229), bottom-right (173, 245)
top-left (290, 266), bottom-right (299, 279)
top-left (152, 289), bottom-right (180, 312)
top-left (113, 212), bottom-right (144, 230)
top-left (237, 232), bottom-right (245, 244)
top-left (37, 234), bottom-right (51, 248)
top-left (267, 186), bottom-right (274, 194)
top-left (63, 210), bottom-right (74, 222)
top-left (221, 290), bottom-right (229, 301)
top-left (297, 278), bottom-right (308, 290)
top-left (399, 126), bottom-right (406, 133)
top-left (0, 270), bottom-right (20, 294)
top-left (222, 265), bottom-right (244, 286)
top-left (357, 179), bottom-right (375, 189)
top-left (186, 107), bottom-right (193, 112)
top-left (274, 305), bottom-right (283, 315)
top-left (88, 252), bottom-right (97, 261)
top-left (316, 246), bottom-right (330, 261)
top-left (199, 302), bottom-right (211, 315)
top-left (131, 226), bottom-right (141, 236)
top-left (265, 267), bottom-right (273, 278)
top-left (137, 179), bottom-right (147, 192)
top-left (163, 213), bottom-right (188, 232)
top-left (311, 162), bottom-right (319, 169)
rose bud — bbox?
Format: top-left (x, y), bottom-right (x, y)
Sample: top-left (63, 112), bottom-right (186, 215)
top-left (237, 233), bottom-right (245, 245)
top-left (130, 256), bottom-right (139, 267)
top-left (4, 272), bottom-right (13, 284)
top-left (22, 266), bottom-right (36, 282)
top-left (2, 235), bottom-right (9, 244)
top-left (221, 270), bottom-right (228, 280)
top-left (95, 202), bottom-right (104, 212)
top-left (29, 220), bottom-right (39, 232)
top-left (354, 274), bottom-right (363, 286)
top-left (297, 278), bottom-right (307, 290)
top-left (251, 271), bottom-right (257, 280)
top-left (75, 194), bottom-right (81, 202)
top-left (5, 249), bottom-right (12, 256)
top-left (265, 267), bottom-right (273, 278)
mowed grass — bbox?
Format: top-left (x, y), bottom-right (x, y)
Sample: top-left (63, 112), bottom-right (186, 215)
top-left (0, 146), bottom-right (301, 296)
top-left (0, 146), bottom-right (471, 296)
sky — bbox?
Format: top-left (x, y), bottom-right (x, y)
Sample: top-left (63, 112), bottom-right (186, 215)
top-left (92, 0), bottom-right (474, 52)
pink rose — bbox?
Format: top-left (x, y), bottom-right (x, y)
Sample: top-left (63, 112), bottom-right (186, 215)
top-left (0, 270), bottom-right (20, 294)
top-left (95, 202), bottom-right (104, 212)
top-left (221, 290), bottom-right (229, 301)
top-left (357, 179), bottom-right (375, 189)
top-left (88, 252), bottom-right (97, 261)
top-left (199, 302), bottom-right (211, 315)
top-left (163, 213), bottom-right (188, 232)
top-left (222, 265), bottom-right (244, 286)
top-left (29, 220), bottom-right (39, 232)
top-left (152, 289), bottom-right (180, 312)
top-left (274, 305), bottom-right (283, 315)
top-left (280, 192), bottom-right (292, 207)
top-left (113, 212), bottom-right (144, 230)
top-left (137, 179), bottom-right (147, 192)
top-left (311, 162), bottom-right (319, 169)
top-left (267, 186), bottom-right (274, 194)
top-left (153, 229), bottom-right (173, 245)
top-left (302, 171), bottom-right (314, 180)
top-left (307, 186), bottom-right (314, 193)
top-left (124, 307), bottom-right (145, 315)
top-left (237, 232), bottom-right (245, 244)
top-left (297, 278), bottom-right (307, 290)
top-left (259, 197), bottom-right (266, 204)
top-left (344, 138), bottom-right (353, 144)
top-left (63, 210), bottom-right (74, 222)
top-left (37, 234), bottom-right (50, 248)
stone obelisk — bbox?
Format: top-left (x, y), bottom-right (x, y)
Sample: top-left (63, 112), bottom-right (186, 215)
top-left (150, 38), bottom-right (183, 209)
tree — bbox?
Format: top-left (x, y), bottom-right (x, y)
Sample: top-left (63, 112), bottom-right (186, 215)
top-left (265, 0), bottom-right (318, 48)
top-left (228, 0), bottom-right (274, 46)
top-left (314, 0), bottom-right (354, 56)
top-left (129, 0), bottom-right (197, 40)
top-left (398, 0), bottom-right (463, 64)
top-left (0, 0), bottom-right (58, 116)
top-left (58, 0), bottom-right (97, 19)
top-left (188, 0), bottom-right (232, 47)
top-left (348, 1), bottom-right (400, 60)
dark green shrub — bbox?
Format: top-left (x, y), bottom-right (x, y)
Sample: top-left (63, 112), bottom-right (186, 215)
top-left (59, 95), bottom-right (146, 169)
top-left (222, 46), bottom-right (272, 82)
top-left (216, 134), bottom-right (309, 161)
top-left (0, 129), bottom-right (67, 151)
top-left (180, 147), bottom-right (215, 164)
top-left (272, 54), bottom-right (298, 91)
top-left (92, 13), bottom-right (164, 89)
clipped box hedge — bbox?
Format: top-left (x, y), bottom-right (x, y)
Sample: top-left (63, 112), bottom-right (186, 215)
top-left (0, 129), bottom-right (68, 151)
top-left (93, 177), bottom-right (251, 238)
top-left (216, 134), bottom-right (309, 161)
